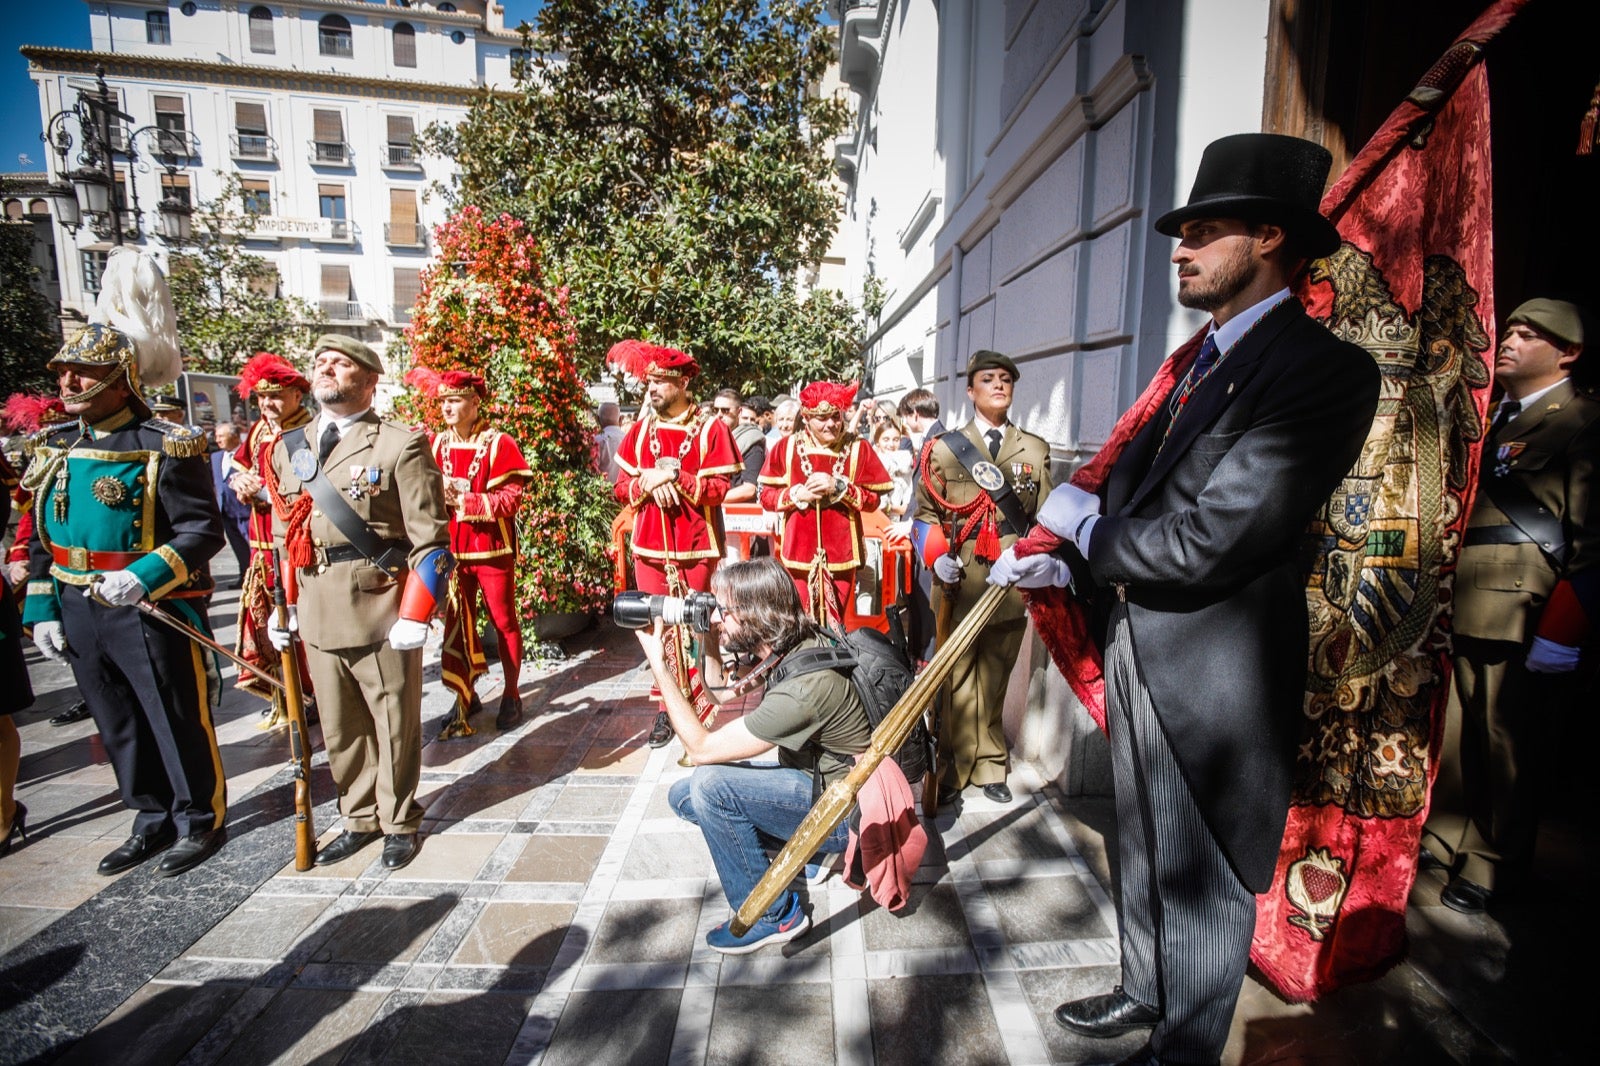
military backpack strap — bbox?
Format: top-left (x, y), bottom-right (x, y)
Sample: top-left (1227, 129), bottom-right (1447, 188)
top-left (282, 426), bottom-right (410, 575)
top-left (935, 429), bottom-right (1029, 538)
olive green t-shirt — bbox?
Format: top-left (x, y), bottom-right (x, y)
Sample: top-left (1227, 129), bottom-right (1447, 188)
top-left (745, 636), bottom-right (873, 786)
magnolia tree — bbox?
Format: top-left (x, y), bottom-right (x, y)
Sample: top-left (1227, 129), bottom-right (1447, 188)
top-left (398, 206), bottom-right (615, 620)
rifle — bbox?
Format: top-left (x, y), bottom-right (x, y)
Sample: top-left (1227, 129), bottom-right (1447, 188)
top-left (272, 552), bottom-right (316, 872)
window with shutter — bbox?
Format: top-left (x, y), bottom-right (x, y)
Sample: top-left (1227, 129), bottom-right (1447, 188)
top-left (393, 23), bottom-right (417, 67)
top-left (240, 179), bottom-right (271, 216)
top-left (248, 6), bottom-right (274, 54)
top-left (147, 11), bottom-right (171, 45)
top-left (386, 115), bottom-right (417, 167)
top-left (312, 109), bottom-right (346, 164)
top-left (321, 264), bottom-right (355, 320)
top-left (318, 14), bottom-right (352, 58)
top-left (393, 267), bottom-right (421, 322)
top-left (154, 94), bottom-right (187, 154)
top-left (234, 101), bottom-right (270, 158)
top-left (388, 189), bottom-right (420, 245)
top-left (160, 172), bottom-right (192, 207)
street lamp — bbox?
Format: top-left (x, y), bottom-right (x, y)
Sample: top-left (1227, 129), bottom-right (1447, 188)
top-left (40, 65), bottom-right (197, 245)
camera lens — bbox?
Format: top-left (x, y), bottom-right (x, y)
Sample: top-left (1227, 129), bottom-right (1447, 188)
top-left (612, 591), bottom-right (657, 629)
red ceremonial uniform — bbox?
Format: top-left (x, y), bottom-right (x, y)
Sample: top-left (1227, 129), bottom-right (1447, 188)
top-left (760, 430), bottom-right (891, 579)
top-left (232, 411), bottom-right (312, 556)
top-left (613, 410), bottom-right (741, 590)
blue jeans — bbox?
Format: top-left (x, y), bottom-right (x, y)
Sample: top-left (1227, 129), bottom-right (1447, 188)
top-left (669, 763), bottom-right (851, 920)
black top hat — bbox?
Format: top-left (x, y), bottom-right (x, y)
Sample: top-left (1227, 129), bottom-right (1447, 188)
top-left (1155, 133), bottom-right (1341, 259)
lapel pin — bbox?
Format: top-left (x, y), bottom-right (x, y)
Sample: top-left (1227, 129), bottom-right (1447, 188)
top-left (1227, 383), bottom-right (1235, 395)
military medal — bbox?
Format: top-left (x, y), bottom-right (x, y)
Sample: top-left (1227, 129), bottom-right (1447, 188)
top-left (347, 464), bottom-right (379, 501)
top-left (1493, 442), bottom-right (1524, 478)
top-left (971, 460), bottom-right (1005, 492)
top-left (91, 476), bottom-right (128, 506)
top-left (290, 447), bottom-right (318, 481)
top-left (1011, 462), bottom-right (1036, 494)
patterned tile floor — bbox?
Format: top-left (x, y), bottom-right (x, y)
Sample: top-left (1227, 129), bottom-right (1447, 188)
top-left (0, 572), bottom-right (1589, 1064)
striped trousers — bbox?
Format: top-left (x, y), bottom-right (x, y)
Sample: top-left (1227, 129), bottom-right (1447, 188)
top-left (1104, 612), bottom-right (1255, 1065)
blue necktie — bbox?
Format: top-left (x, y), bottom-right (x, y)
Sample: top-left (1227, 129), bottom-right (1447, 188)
top-left (1192, 332), bottom-right (1221, 378)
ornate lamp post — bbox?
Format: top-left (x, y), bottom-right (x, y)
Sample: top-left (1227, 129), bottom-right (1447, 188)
top-left (41, 65), bottom-right (195, 245)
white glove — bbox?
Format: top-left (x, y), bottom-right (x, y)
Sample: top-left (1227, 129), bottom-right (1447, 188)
top-left (388, 618), bottom-right (429, 651)
top-left (87, 569), bottom-right (147, 607)
top-left (1525, 635), bottom-right (1581, 674)
top-left (267, 606), bottom-right (299, 651)
top-left (1036, 483), bottom-right (1101, 543)
top-left (932, 554), bottom-right (964, 583)
top-left (987, 547), bottom-right (1072, 590)
top-left (32, 620), bottom-right (69, 662)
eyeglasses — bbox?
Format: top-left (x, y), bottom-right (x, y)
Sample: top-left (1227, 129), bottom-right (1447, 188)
top-left (714, 406), bottom-right (736, 415)
top-left (710, 604), bottom-right (740, 623)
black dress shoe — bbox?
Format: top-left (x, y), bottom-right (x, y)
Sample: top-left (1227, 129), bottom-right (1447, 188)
top-left (981, 782), bottom-right (1014, 803)
top-left (647, 711), bottom-right (674, 749)
top-left (314, 829), bottom-right (383, 866)
top-left (49, 702), bottom-right (92, 726)
top-left (157, 828), bottom-right (226, 877)
top-left (936, 784), bottom-right (963, 810)
top-left (98, 826), bottom-right (178, 875)
top-left (382, 833), bottom-right (419, 870)
top-left (1418, 844), bottom-right (1448, 872)
top-left (1440, 877), bottom-right (1492, 914)
top-left (496, 691), bottom-right (524, 731)
top-left (1053, 986), bottom-right (1160, 1037)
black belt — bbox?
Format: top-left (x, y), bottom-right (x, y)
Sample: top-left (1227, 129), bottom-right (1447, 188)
top-left (1463, 526), bottom-right (1536, 548)
top-left (320, 541), bottom-right (406, 566)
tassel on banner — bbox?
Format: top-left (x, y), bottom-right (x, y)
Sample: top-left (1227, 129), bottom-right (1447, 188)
top-left (1579, 77), bottom-right (1599, 155)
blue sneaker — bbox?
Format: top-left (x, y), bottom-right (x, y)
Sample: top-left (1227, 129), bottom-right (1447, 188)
top-left (803, 854), bottom-right (838, 886)
top-left (707, 892), bottom-right (811, 955)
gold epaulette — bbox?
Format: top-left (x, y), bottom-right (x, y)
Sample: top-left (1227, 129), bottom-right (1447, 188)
top-left (145, 418), bottom-right (208, 459)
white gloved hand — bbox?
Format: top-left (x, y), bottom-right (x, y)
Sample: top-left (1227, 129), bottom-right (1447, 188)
top-left (32, 620), bottom-right (69, 662)
top-left (1036, 483), bottom-right (1101, 542)
top-left (267, 606), bottom-right (299, 651)
top-left (388, 618), bottom-right (429, 651)
top-left (932, 554), bottom-right (964, 583)
top-left (87, 569), bottom-right (147, 607)
top-left (987, 547), bottom-right (1072, 590)
top-left (1525, 635), bottom-right (1581, 674)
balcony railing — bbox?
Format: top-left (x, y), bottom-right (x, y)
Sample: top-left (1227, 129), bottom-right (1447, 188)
top-left (319, 31), bottom-right (353, 58)
top-left (231, 132), bottom-right (277, 162)
top-left (320, 299), bottom-right (364, 322)
top-left (152, 129), bottom-right (197, 158)
top-left (384, 222), bottom-right (426, 247)
top-left (383, 143), bottom-right (423, 170)
top-left (308, 139), bottom-right (353, 166)
top-left (308, 218), bottom-right (353, 244)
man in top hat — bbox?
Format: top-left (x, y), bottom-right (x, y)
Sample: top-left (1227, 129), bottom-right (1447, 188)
top-left (914, 350), bottom-right (1055, 807)
top-left (990, 134), bottom-right (1381, 1062)
top-left (229, 353), bottom-right (315, 724)
top-left (264, 334), bottom-right (453, 871)
top-left (23, 249), bottom-right (230, 877)
top-left (609, 343), bottom-right (741, 749)
top-left (1422, 299), bottom-right (1598, 914)
top-left (760, 381), bottom-right (892, 625)
top-left (413, 368), bottom-right (533, 734)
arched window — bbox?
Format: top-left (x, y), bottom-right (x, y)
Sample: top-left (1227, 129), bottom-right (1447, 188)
top-left (4, 200), bottom-right (23, 220)
top-left (248, 6), bottom-right (274, 54)
top-left (393, 22), bottom-right (417, 67)
top-left (318, 14), bottom-right (352, 58)
top-left (438, 3), bottom-right (457, 12)
top-left (28, 199), bottom-right (48, 216)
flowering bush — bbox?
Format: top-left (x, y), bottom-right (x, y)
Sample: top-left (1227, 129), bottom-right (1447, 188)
top-left (398, 206), bottom-right (615, 618)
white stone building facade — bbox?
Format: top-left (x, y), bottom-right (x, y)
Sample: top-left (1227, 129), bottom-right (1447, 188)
top-left (24, 0), bottom-right (526, 368)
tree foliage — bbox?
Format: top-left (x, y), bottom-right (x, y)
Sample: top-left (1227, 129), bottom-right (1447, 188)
top-left (166, 174), bottom-right (322, 375)
top-left (0, 222), bottom-right (62, 398)
top-left (420, 0), bottom-right (865, 394)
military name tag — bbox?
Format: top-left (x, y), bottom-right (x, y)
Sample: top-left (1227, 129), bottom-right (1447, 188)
top-left (971, 461), bottom-right (1005, 492)
top-left (290, 447), bottom-right (318, 480)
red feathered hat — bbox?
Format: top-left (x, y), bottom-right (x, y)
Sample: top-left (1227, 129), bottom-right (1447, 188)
top-left (237, 352), bottom-right (310, 398)
top-left (402, 367), bottom-right (487, 399)
top-left (798, 380), bottom-right (858, 415)
top-left (2, 392), bottom-right (68, 433)
top-left (605, 339), bottom-right (698, 381)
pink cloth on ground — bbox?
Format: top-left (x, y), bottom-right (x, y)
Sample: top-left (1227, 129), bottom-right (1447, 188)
top-left (843, 756), bottom-right (927, 911)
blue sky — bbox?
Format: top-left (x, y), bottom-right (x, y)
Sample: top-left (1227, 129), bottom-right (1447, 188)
top-left (1, 1), bottom-right (546, 175)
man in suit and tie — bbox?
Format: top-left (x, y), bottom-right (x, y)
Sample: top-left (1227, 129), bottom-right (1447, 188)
top-left (914, 351), bottom-right (1054, 806)
top-left (1422, 299), bottom-right (1598, 914)
top-left (992, 134), bottom-right (1381, 1064)
top-left (210, 423), bottom-right (252, 582)
top-left (266, 335), bottom-right (452, 871)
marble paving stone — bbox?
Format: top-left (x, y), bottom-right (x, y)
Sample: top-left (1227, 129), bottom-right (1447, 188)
top-left (859, 883), bottom-right (972, 951)
top-left (867, 973), bottom-right (1007, 1066)
top-left (619, 827), bottom-right (714, 881)
top-left (422, 777), bottom-right (538, 823)
top-left (183, 895), bottom-right (334, 961)
top-left (0, 836), bottom-right (138, 908)
top-left (505, 834), bottom-right (608, 883)
top-left (643, 780), bottom-right (683, 821)
top-left (540, 988), bottom-right (682, 1066)
top-left (983, 872), bottom-right (1110, 944)
top-left (53, 981), bottom-right (248, 1066)
top-left (209, 988), bottom-right (387, 1066)
top-left (431, 965), bottom-right (548, 994)
top-left (540, 784), bottom-right (633, 822)
top-left (518, 711), bottom-right (595, 740)
top-left (0, 906), bottom-right (60, 957)
top-left (313, 895), bottom-right (460, 965)
top-left (387, 831), bottom-right (501, 882)
top-left (2, 784), bottom-right (129, 841)
top-left (575, 742), bottom-right (649, 775)
top-left (1015, 965), bottom-right (1161, 1065)
top-left (705, 983), bottom-right (834, 1066)
top-left (419, 732), bottom-right (501, 772)
top-left (451, 901), bottom-right (576, 968)
top-left (487, 742), bottom-right (569, 779)
top-left (948, 803), bottom-right (1073, 865)
top-left (592, 713), bottom-right (656, 742)
top-left (368, 990), bottom-right (537, 1065)
top-left (588, 896), bottom-right (702, 965)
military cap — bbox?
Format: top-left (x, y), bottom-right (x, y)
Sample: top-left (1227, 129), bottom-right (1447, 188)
top-left (1507, 299), bottom-right (1586, 348)
top-left (312, 333), bottom-right (383, 373)
top-left (965, 350), bottom-right (1020, 384)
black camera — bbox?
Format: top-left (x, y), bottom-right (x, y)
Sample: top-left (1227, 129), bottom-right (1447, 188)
top-left (613, 590), bottom-right (720, 634)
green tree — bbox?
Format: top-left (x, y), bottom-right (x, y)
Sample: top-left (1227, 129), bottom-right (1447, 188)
top-left (0, 221), bottom-right (61, 397)
top-left (166, 174), bottom-right (322, 375)
top-left (420, 0), bottom-right (866, 393)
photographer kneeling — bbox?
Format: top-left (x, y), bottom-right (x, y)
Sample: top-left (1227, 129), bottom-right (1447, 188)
top-left (634, 557), bottom-right (871, 954)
